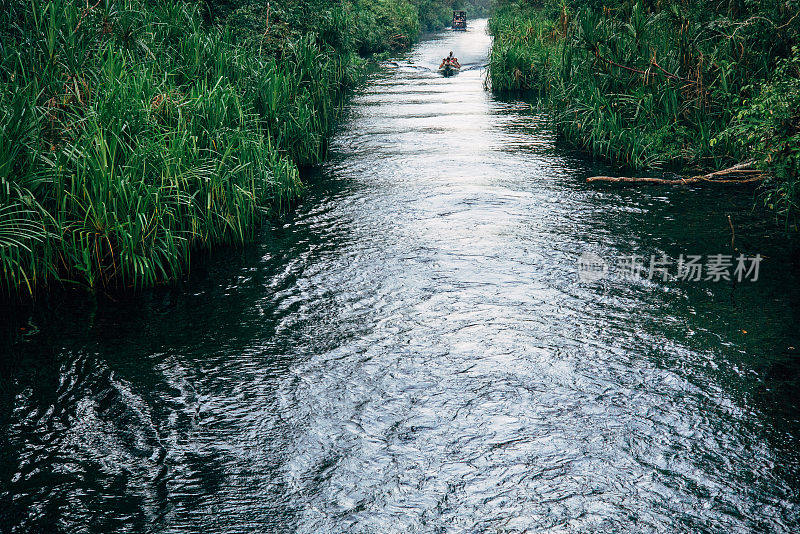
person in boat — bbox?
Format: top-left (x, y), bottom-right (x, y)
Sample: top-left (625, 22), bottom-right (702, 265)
top-left (439, 51), bottom-right (461, 70)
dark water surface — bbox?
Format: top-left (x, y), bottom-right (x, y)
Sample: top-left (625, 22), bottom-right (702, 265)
top-left (2, 21), bottom-right (800, 533)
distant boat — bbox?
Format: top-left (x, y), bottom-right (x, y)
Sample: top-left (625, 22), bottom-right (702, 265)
top-left (452, 10), bottom-right (467, 31)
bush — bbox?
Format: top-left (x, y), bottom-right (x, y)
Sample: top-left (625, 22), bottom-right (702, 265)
top-left (0, 0), bottom-right (352, 295)
top-left (722, 47), bottom-right (800, 216)
top-left (488, 0), bottom-right (800, 216)
top-left (0, 0), bottom-right (463, 297)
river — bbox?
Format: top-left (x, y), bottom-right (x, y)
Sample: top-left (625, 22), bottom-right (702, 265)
top-left (1, 19), bottom-right (799, 533)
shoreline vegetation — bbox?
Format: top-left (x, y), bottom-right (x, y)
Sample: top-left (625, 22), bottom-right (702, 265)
top-left (0, 0), bottom-right (488, 299)
top-left (488, 0), bottom-right (799, 218)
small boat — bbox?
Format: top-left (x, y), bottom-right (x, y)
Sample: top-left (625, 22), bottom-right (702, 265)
top-left (439, 62), bottom-right (460, 76)
top-left (439, 52), bottom-right (461, 76)
top-left (452, 10), bottom-right (467, 31)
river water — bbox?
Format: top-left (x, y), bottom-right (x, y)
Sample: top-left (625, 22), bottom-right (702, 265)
top-left (2, 20), bottom-right (799, 533)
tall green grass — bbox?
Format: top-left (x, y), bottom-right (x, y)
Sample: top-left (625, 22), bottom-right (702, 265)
top-left (488, 0), bottom-right (800, 216)
top-left (1, 0), bottom-right (472, 298)
top-left (0, 0), bottom-right (364, 297)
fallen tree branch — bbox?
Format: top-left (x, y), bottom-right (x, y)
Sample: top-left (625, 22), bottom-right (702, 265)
top-left (587, 161), bottom-right (767, 185)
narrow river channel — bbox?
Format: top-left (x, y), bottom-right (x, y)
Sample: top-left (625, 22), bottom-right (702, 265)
top-left (2, 20), bottom-right (799, 533)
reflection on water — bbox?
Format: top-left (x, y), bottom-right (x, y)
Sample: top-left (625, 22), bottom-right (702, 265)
top-left (1, 19), bottom-right (799, 533)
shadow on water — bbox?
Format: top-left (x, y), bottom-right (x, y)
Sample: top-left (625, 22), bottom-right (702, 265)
top-left (1, 19), bottom-right (799, 533)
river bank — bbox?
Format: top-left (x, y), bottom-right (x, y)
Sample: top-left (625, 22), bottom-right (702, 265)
top-left (488, 0), bottom-right (800, 218)
top-left (0, 0), bottom-right (477, 299)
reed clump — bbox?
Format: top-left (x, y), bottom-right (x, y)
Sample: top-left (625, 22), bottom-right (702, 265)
top-left (0, 0), bottom-right (456, 297)
top-left (488, 0), bottom-right (800, 217)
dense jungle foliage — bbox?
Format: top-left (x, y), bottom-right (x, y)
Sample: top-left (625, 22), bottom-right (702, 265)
top-left (0, 0), bottom-right (475, 298)
top-left (489, 0), bottom-right (800, 217)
